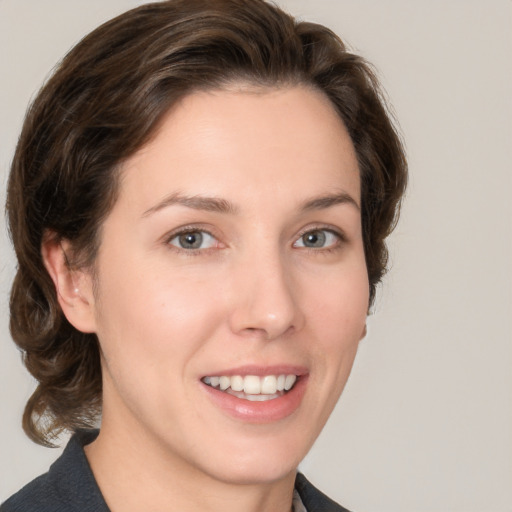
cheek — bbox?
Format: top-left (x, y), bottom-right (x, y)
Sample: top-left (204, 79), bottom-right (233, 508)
top-left (303, 260), bottom-right (368, 390)
top-left (92, 259), bottom-right (223, 376)
top-left (306, 264), bottom-right (369, 338)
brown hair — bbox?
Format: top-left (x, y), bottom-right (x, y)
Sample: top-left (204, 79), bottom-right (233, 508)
top-left (6, 0), bottom-right (407, 446)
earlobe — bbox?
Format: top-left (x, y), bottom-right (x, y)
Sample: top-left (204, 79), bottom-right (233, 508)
top-left (41, 234), bottom-right (97, 333)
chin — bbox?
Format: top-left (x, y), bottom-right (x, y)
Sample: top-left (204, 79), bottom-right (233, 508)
top-left (206, 458), bottom-right (299, 487)
top-left (196, 432), bottom-right (310, 486)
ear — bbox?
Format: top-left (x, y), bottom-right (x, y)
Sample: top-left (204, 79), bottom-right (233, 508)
top-left (360, 323), bottom-right (368, 341)
top-left (41, 234), bottom-right (97, 333)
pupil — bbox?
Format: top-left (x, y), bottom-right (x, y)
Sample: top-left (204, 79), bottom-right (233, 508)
top-left (304, 230), bottom-right (325, 247)
top-left (180, 232), bottom-right (202, 249)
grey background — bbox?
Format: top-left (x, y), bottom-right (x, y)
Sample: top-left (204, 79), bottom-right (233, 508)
top-left (1, 1), bottom-right (511, 511)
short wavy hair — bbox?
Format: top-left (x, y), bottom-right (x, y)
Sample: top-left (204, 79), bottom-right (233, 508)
top-left (6, 0), bottom-right (407, 446)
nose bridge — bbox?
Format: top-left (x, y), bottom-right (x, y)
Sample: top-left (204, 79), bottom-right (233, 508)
top-left (228, 242), bottom-right (303, 340)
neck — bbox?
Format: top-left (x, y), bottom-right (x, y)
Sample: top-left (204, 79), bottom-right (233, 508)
top-left (84, 421), bottom-right (296, 512)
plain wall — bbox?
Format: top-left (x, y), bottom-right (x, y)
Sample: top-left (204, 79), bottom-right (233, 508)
top-left (1, 1), bottom-right (511, 511)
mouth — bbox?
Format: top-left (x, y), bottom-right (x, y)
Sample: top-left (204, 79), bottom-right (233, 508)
top-left (201, 374), bottom-right (298, 402)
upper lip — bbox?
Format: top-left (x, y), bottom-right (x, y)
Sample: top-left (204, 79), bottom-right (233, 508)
top-left (201, 364), bottom-right (308, 378)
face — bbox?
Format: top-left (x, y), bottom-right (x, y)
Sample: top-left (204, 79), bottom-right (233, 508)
top-left (84, 85), bottom-right (368, 485)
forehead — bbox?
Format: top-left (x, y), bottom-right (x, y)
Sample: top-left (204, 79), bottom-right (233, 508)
top-left (116, 85), bottom-right (360, 213)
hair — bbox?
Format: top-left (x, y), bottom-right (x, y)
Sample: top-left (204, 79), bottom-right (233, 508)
top-left (6, 0), bottom-right (407, 446)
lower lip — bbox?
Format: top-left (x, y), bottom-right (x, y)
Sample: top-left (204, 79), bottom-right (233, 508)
top-left (201, 376), bottom-right (308, 423)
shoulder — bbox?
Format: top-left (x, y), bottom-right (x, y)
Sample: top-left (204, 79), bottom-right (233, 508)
top-left (1, 430), bottom-right (108, 512)
top-left (1, 472), bottom-right (54, 512)
top-left (295, 473), bottom-right (354, 512)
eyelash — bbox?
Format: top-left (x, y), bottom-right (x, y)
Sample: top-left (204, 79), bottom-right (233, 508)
top-left (165, 225), bottom-right (221, 256)
top-left (164, 225), bottom-right (346, 255)
top-left (293, 226), bottom-right (346, 253)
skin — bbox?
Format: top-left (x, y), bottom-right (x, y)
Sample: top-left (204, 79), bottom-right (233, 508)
top-left (43, 85), bottom-right (369, 512)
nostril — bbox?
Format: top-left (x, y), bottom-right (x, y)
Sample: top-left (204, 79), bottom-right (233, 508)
top-left (239, 325), bottom-right (296, 341)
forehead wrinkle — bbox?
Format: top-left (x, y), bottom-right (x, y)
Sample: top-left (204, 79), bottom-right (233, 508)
top-left (142, 192), bottom-right (239, 217)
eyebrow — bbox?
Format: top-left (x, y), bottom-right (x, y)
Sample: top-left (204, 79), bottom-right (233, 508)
top-left (299, 191), bottom-right (360, 212)
top-left (142, 190), bottom-right (359, 218)
top-left (142, 192), bottom-right (239, 217)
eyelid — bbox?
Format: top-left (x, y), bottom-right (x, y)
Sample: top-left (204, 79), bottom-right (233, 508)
top-left (163, 224), bottom-right (224, 253)
top-left (161, 223), bottom-right (346, 253)
top-left (292, 225), bottom-right (346, 249)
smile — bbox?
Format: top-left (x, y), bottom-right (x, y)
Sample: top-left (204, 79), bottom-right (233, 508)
top-left (202, 374), bottom-right (297, 401)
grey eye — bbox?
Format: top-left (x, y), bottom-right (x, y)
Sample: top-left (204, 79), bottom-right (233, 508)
top-left (294, 229), bottom-right (339, 249)
top-left (302, 230), bottom-right (326, 248)
top-left (168, 231), bottom-right (216, 250)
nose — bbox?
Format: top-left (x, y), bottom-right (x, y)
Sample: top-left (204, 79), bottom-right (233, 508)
top-left (228, 250), bottom-right (305, 340)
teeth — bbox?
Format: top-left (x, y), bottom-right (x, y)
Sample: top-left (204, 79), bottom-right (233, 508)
top-left (243, 375), bottom-right (261, 394)
top-left (202, 374), bottom-right (298, 396)
top-left (230, 375), bottom-right (244, 392)
top-left (284, 375), bottom-right (297, 391)
top-left (261, 375), bottom-right (277, 394)
top-left (219, 376), bottom-right (230, 391)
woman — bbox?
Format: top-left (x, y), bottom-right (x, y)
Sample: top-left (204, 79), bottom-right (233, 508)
top-left (2, 0), bottom-right (406, 510)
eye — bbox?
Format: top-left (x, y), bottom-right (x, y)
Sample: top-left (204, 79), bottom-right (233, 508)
top-left (293, 229), bottom-right (341, 249)
top-left (168, 230), bottom-right (218, 250)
